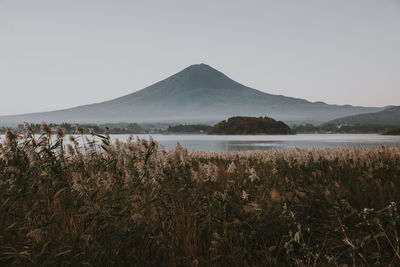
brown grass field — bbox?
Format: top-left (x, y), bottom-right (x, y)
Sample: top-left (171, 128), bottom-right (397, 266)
top-left (1, 123), bottom-right (400, 266)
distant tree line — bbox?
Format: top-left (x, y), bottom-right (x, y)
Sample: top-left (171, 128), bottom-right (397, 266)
top-left (382, 128), bottom-right (400, 135)
top-left (6, 123), bottom-right (147, 135)
top-left (292, 123), bottom-right (400, 134)
top-left (1, 121), bottom-right (398, 135)
top-left (163, 124), bottom-right (212, 134)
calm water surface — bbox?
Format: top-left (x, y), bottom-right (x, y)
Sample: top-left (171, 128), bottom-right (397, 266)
top-left (2, 134), bottom-right (399, 152)
top-left (108, 134), bottom-right (400, 152)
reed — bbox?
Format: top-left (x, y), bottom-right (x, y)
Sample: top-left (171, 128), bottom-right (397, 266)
top-left (1, 123), bottom-right (400, 266)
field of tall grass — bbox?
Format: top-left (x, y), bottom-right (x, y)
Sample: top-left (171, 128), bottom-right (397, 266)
top-left (1, 123), bottom-right (400, 266)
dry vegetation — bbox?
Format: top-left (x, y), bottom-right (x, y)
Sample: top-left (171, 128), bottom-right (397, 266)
top-left (1, 123), bottom-right (400, 266)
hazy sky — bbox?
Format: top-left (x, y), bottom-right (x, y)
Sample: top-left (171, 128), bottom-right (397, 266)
top-left (0, 0), bottom-right (399, 115)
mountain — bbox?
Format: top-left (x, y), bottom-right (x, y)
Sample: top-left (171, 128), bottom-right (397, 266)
top-left (0, 63), bottom-right (385, 126)
top-left (328, 106), bottom-right (400, 126)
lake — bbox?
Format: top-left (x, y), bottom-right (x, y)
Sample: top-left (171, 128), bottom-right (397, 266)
top-left (106, 134), bottom-right (400, 152)
top-left (2, 133), bottom-right (399, 152)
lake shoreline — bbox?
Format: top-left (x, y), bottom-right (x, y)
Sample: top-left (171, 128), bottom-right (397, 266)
top-left (2, 133), bottom-right (399, 152)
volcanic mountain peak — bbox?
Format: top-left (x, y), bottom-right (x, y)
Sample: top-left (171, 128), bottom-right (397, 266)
top-left (112, 63), bottom-right (247, 102)
top-left (163, 63), bottom-right (244, 91)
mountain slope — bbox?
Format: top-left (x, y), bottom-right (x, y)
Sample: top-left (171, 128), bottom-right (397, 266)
top-left (328, 106), bottom-right (400, 126)
top-left (0, 64), bottom-right (384, 125)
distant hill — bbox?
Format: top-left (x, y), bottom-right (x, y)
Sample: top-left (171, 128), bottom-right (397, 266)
top-left (328, 106), bottom-right (400, 126)
top-left (209, 116), bottom-right (292, 135)
top-left (0, 64), bottom-right (385, 126)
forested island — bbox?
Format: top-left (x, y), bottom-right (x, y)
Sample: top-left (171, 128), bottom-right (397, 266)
top-left (208, 116), bottom-right (293, 135)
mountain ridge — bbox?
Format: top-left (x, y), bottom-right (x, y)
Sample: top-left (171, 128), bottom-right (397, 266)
top-left (328, 106), bottom-right (400, 126)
